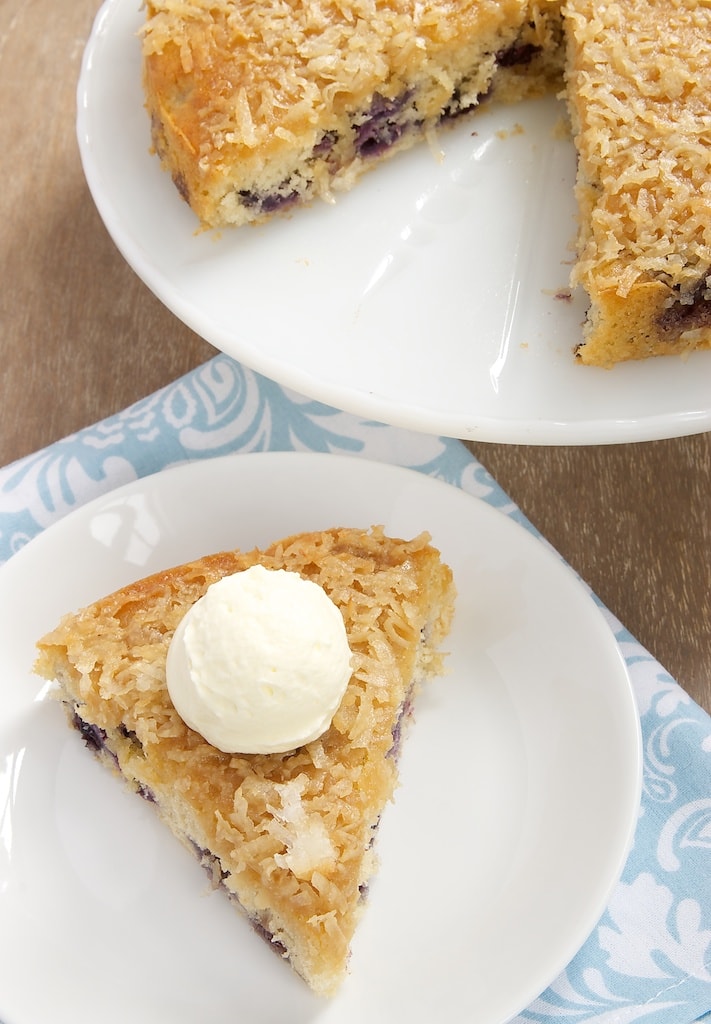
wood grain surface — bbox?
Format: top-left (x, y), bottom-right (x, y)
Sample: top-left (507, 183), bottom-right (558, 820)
top-left (1, 0), bottom-right (709, 713)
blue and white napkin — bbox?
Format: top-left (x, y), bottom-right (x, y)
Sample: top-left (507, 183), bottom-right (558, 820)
top-left (1, 354), bottom-right (709, 1024)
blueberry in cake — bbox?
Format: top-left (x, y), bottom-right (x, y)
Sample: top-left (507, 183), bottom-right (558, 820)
top-left (34, 526), bottom-right (455, 996)
top-left (140, 0), bottom-right (711, 366)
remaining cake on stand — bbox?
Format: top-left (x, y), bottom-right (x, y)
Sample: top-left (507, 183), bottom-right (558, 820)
top-left (140, 0), bottom-right (711, 367)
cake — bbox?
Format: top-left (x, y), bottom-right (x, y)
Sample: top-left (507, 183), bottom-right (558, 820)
top-left (564, 0), bottom-right (711, 366)
top-left (141, 0), bottom-right (565, 227)
top-left (139, 0), bottom-right (711, 367)
top-left (34, 526), bottom-right (455, 996)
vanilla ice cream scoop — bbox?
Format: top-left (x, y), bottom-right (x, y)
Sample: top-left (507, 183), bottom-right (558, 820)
top-left (166, 564), bottom-right (353, 754)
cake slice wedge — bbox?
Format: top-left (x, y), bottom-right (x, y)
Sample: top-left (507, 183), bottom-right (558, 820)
top-left (34, 525), bottom-right (455, 996)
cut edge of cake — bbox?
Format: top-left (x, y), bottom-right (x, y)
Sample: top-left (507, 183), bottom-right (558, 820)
top-left (34, 525), bottom-right (456, 997)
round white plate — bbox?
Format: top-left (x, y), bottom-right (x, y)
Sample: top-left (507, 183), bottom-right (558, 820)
top-left (75, 0), bottom-right (711, 445)
top-left (0, 453), bottom-right (641, 1024)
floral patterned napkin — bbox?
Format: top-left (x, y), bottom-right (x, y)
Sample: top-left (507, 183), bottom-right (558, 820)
top-left (1, 354), bottom-right (709, 1024)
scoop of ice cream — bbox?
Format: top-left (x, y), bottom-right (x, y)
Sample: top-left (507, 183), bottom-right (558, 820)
top-left (166, 564), bottom-right (353, 754)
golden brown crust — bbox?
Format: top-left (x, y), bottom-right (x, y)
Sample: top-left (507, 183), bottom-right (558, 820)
top-left (141, 0), bottom-right (563, 228)
top-left (563, 0), bottom-right (711, 366)
top-left (35, 526), bottom-right (455, 996)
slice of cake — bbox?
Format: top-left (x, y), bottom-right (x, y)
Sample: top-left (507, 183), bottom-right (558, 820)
top-left (141, 0), bottom-right (565, 229)
top-left (563, 0), bottom-right (711, 366)
top-left (34, 526), bottom-right (455, 996)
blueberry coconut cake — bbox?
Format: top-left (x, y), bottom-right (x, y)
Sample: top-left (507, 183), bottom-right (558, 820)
top-left (564, 0), bottom-right (711, 366)
top-left (140, 0), bottom-right (711, 367)
top-left (34, 526), bottom-right (455, 996)
top-left (141, 0), bottom-right (565, 228)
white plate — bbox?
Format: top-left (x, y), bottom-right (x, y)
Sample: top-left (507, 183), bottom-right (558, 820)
top-left (0, 453), bottom-right (641, 1024)
top-left (75, 0), bottom-right (711, 446)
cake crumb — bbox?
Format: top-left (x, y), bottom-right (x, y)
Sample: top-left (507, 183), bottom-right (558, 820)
top-left (496, 122), bottom-right (525, 139)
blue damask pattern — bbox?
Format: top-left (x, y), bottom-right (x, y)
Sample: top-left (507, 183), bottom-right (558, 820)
top-left (0, 357), bottom-right (516, 562)
top-left (516, 636), bottom-right (711, 1024)
top-left (0, 354), bottom-right (709, 1023)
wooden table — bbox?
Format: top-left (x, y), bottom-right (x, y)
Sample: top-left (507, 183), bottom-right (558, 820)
top-left (2, 0), bottom-right (709, 714)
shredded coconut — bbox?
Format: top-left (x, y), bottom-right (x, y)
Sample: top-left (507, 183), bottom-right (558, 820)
top-left (565, 0), bottom-right (711, 296)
